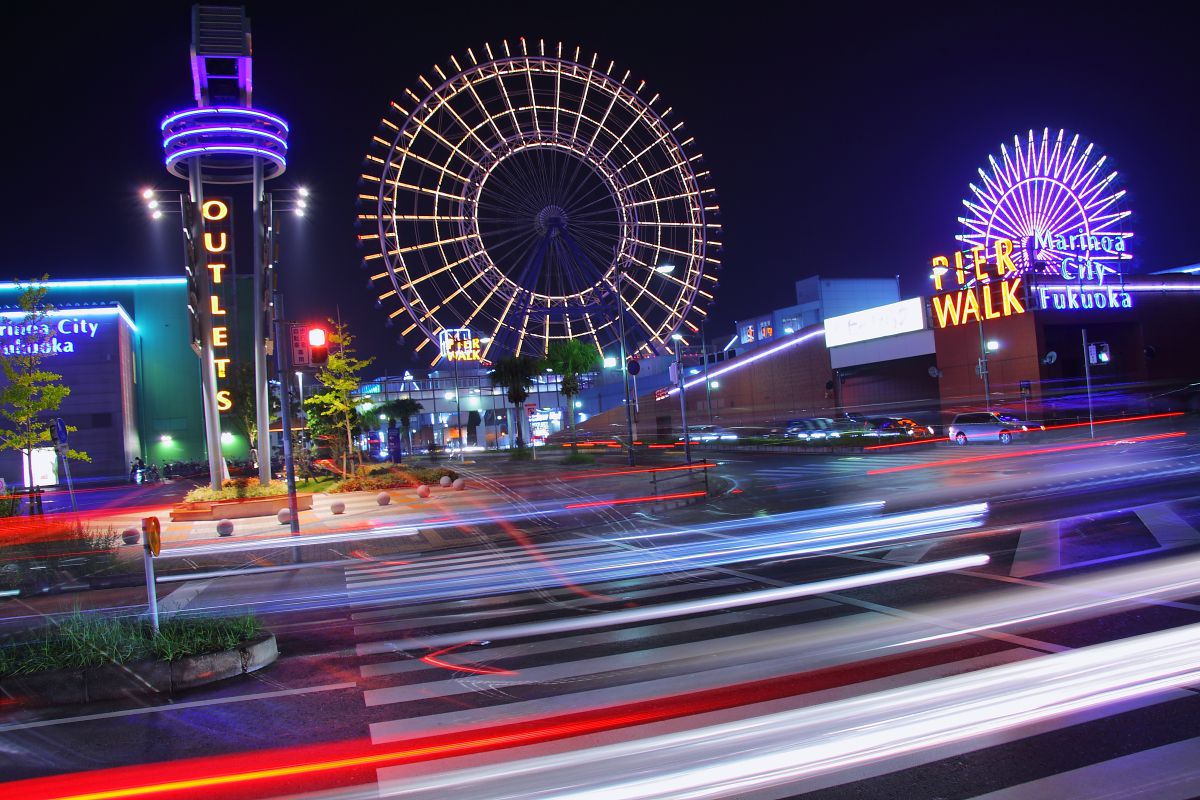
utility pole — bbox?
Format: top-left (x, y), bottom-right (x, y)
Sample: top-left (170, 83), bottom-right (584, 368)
top-left (1082, 327), bottom-right (1095, 438)
top-left (616, 269), bottom-right (636, 465)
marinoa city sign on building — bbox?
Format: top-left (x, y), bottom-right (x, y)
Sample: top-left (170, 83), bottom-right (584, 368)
top-left (929, 236), bottom-right (1134, 329)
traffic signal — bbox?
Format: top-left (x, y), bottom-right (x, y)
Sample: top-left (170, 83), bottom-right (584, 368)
top-left (1096, 342), bottom-right (1111, 364)
top-left (308, 326), bottom-right (328, 364)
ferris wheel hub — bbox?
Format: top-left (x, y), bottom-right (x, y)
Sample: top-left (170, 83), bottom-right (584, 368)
top-left (535, 205), bottom-right (569, 237)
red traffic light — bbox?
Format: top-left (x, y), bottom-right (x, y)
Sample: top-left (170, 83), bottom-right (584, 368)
top-left (308, 326), bottom-right (329, 364)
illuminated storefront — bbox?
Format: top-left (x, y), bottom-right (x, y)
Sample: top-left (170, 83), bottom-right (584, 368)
top-left (0, 278), bottom-right (208, 483)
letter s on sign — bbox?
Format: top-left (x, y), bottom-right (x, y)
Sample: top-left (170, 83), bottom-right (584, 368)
top-left (217, 390), bottom-right (233, 412)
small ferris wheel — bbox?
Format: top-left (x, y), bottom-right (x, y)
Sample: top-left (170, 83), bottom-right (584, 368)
top-left (358, 38), bottom-right (720, 364)
top-left (958, 128), bottom-right (1133, 279)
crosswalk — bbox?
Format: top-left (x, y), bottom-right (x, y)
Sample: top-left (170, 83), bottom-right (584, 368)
top-left (332, 506), bottom-right (1200, 798)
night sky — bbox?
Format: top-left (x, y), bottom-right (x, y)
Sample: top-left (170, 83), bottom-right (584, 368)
top-left (3, 1), bottom-right (1197, 370)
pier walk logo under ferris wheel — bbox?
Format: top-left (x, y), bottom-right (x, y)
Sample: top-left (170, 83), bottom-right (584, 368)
top-left (956, 129), bottom-right (1134, 298)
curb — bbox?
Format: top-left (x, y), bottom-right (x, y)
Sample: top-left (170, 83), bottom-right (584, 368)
top-left (0, 633), bottom-right (278, 708)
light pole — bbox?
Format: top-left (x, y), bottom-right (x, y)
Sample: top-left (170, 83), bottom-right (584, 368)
top-left (977, 316), bottom-right (992, 412)
top-left (615, 269), bottom-right (636, 465)
top-left (453, 353), bottom-right (464, 460)
top-left (672, 333), bottom-right (692, 463)
top-left (1081, 328), bottom-right (1095, 438)
top-left (701, 319), bottom-right (713, 425)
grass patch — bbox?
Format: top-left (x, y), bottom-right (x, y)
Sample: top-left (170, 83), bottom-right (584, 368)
top-left (296, 475), bottom-right (339, 493)
top-left (0, 612), bottom-right (262, 677)
top-left (184, 479), bottom-right (289, 503)
top-left (509, 446), bottom-right (533, 461)
top-left (563, 450), bottom-right (596, 465)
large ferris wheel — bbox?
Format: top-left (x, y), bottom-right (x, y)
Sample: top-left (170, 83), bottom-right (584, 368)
top-left (958, 128), bottom-right (1133, 279)
top-left (359, 38), bottom-right (720, 364)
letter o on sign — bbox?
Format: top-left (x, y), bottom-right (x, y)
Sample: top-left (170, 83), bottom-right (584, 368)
top-left (201, 200), bottom-right (229, 221)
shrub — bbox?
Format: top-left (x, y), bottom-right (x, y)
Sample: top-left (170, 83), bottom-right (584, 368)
top-left (184, 480), bottom-right (289, 503)
top-left (563, 451), bottom-right (595, 465)
top-left (329, 465), bottom-right (456, 493)
top-left (0, 522), bottom-right (118, 592)
top-left (0, 490), bottom-right (21, 518)
top-left (0, 612), bottom-right (262, 676)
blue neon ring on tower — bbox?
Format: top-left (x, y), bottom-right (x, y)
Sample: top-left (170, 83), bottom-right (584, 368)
top-left (162, 106), bottom-right (288, 183)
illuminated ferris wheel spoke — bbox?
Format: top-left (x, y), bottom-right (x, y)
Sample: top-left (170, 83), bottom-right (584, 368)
top-left (961, 128), bottom-right (1132, 277)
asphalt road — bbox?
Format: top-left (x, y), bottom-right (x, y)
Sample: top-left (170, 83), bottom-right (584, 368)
top-left (1, 415), bottom-right (1198, 799)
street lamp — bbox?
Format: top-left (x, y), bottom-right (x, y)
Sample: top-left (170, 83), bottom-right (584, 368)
top-left (672, 333), bottom-right (692, 463)
top-left (615, 268), bottom-right (637, 465)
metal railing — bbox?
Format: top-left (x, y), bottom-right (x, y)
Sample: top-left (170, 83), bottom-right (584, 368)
top-left (648, 459), bottom-right (711, 498)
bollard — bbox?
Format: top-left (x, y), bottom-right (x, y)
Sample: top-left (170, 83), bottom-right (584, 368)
top-left (216, 519), bottom-right (235, 537)
top-left (439, 475), bottom-right (452, 488)
top-left (330, 500), bottom-right (346, 515)
top-left (277, 508), bottom-right (292, 525)
top-left (376, 492), bottom-right (392, 506)
top-left (452, 478), bottom-right (465, 491)
top-left (416, 484), bottom-right (431, 499)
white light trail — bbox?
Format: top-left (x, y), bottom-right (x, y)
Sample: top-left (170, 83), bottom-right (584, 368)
top-left (375, 623), bottom-right (1200, 799)
top-left (359, 553), bottom-right (989, 653)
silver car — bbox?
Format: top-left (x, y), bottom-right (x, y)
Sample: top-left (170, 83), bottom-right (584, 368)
top-left (947, 412), bottom-right (1037, 445)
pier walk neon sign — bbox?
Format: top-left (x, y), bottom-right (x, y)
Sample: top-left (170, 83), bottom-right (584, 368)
top-left (929, 239), bottom-right (1025, 329)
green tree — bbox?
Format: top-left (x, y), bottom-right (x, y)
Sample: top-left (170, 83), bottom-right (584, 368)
top-left (544, 340), bottom-right (601, 447)
top-left (305, 320), bottom-right (374, 474)
top-left (0, 277), bottom-right (89, 491)
top-left (377, 397), bottom-right (423, 457)
top-left (227, 363), bottom-right (280, 450)
top-left (487, 354), bottom-right (542, 452)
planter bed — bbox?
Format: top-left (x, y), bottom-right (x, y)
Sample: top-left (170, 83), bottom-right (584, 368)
top-left (0, 633), bottom-right (277, 707)
top-left (171, 493), bottom-right (313, 521)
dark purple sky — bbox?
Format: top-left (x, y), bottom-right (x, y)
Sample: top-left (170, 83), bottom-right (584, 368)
top-left (3, 1), bottom-right (1197, 369)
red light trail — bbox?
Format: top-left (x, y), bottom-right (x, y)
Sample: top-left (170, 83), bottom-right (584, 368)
top-left (6, 639), bottom-right (1003, 800)
top-left (564, 490), bottom-right (707, 509)
top-left (868, 431), bottom-right (1186, 475)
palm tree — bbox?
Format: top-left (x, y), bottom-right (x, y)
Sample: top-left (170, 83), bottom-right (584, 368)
top-left (488, 354), bottom-right (542, 451)
top-left (545, 340), bottom-right (600, 447)
top-left (377, 397), bottom-right (423, 458)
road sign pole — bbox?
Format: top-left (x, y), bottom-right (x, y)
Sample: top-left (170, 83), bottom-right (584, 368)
top-left (1082, 328), bottom-right (1095, 438)
top-left (61, 458), bottom-right (77, 513)
top-left (52, 419), bottom-right (77, 512)
top-left (141, 517), bottom-right (161, 633)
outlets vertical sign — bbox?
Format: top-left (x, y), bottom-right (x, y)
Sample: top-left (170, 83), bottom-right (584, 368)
top-left (202, 198), bottom-right (235, 412)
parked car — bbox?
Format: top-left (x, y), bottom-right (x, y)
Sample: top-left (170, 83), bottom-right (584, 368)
top-left (867, 417), bottom-right (937, 439)
top-left (785, 418), bottom-right (840, 440)
top-left (947, 412), bottom-right (1043, 445)
top-left (679, 424), bottom-right (738, 442)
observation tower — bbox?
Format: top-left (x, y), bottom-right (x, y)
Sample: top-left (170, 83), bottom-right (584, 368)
top-left (161, 5), bottom-right (288, 488)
